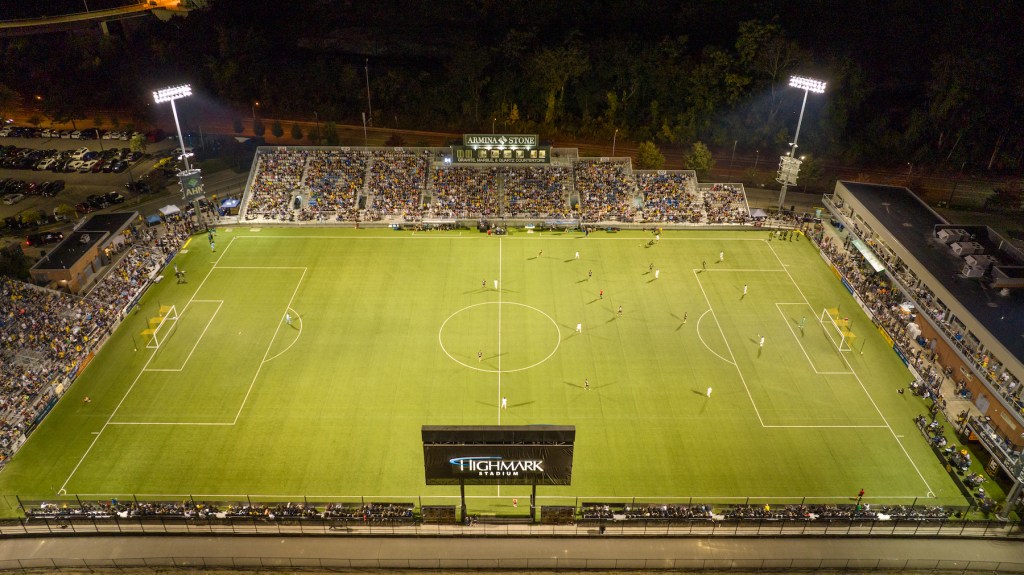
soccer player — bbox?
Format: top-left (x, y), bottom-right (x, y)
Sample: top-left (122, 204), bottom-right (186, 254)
top-left (799, 316), bottom-right (807, 330)
top-left (477, 350), bottom-right (483, 362)
top-left (654, 269), bottom-right (660, 279)
top-left (759, 335), bottom-right (765, 348)
top-left (494, 279), bottom-right (498, 290)
top-left (482, 279), bottom-right (486, 289)
top-left (585, 378), bottom-right (590, 391)
top-left (501, 396), bottom-right (507, 409)
top-left (576, 323), bottom-right (582, 333)
top-left (588, 269), bottom-right (593, 279)
top-left (719, 251), bottom-right (724, 262)
top-left (743, 284), bottom-right (748, 296)
top-left (706, 387), bottom-right (712, 398)
top-left (285, 313), bottom-right (292, 326)
top-left (575, 251), bottom-right (580, 259)
top-left (683, 311), bottom-right (688, 323)
top-left (538, 249), bottom-right (543, 258)
top-left (599, 289), bottom-right (604, 299)
top-left (702, 260), bottom-right (706, 270)
top-left (617, 305), bottom-right (622, 317)
top-left (210, 240), bottom-right (216, 252)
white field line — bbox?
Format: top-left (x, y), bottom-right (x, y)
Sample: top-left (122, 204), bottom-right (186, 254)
top-left (696, 309), bottom-right (735, 366)
top-left (692, 269), bottom-right (789, 273)
top-left (692, 268), bottom-right (765, 427)
top-left (763, 425), bottom-right (889, 429)
top-left (108, 422), bottom-right (234, 426)
top-left (774, 302), bottom-right (852, 376)
top-left (59, 238), bottom-right (234, 494)
top-left (232, 267), bottom-right (308, 425)
top-left (229, 235), bottom-right (770, 241)
top-left (262, 306), bottom-right (303, 364)
top-left (142, 300), bottom-right (224, 373)
top-left (66, 492), bottom-right (929, 500)
top-left (497, 237), bottom-right (502, 426)
top-left (765, 242), bottom-right (934, 496)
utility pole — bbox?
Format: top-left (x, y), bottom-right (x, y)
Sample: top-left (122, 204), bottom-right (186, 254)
top-left (365, 58), bottom-right (373, 127)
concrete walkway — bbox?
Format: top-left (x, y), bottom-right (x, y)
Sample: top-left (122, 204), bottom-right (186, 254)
top-left (0, 534), bottom-right (1022, 571)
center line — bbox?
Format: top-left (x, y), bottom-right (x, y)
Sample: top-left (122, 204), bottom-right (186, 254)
top-left (497, 237), bottom-right (502, 425)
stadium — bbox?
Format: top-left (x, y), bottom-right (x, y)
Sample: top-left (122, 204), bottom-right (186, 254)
top-left (1, 132), bottom-right (1019, 540)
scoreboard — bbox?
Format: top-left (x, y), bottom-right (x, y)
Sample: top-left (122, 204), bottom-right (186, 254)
top-left (451, 133), bottom-right (551, 164)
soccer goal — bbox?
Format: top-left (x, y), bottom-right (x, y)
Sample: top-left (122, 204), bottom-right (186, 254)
top-left (819, 307), bottom-right (856, 352)
top-left (141, 305), bottom-right (180, 349)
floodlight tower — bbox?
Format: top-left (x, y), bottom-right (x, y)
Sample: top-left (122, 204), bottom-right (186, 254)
top-left (154, 84), bottom-right (205, 226)
top-left (777, 75), bottom-right (825, 212)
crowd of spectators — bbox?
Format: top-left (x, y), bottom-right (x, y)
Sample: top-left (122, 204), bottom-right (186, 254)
top-left (580, 502), bottom-right (952, 522)
top-left (0, 280), bottom-right (112, 462)
top-left (26, 500), bottom-right (415, 522)
top-left (245, 150), bottom-right (310, 220)
top-left (429, 166), bottom-right (500, 219)
top-left (364, 151), bottom-right (429, 221)
top-left (638, 172), bottom-right (701, 223)
top-left (303, 150), bottom-right (366, 221)
top-left (701, 184), bottom-right (750, 224)
top-left (505, 166), bottom-right (573, 218)
top-left (575, 160), bottom-right (638, 222)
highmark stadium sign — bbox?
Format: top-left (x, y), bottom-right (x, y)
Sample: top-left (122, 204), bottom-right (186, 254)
top-left (422, 426), bottom-right (574, 486)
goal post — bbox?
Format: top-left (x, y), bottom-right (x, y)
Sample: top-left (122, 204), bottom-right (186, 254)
top-left (819, 307), bottom-right (856, 352)
top-left (142, 305), bottom-right (180, 349)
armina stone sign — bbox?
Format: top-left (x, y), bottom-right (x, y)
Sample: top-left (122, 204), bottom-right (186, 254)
top-left (464, 134), bottom-right (539, 147)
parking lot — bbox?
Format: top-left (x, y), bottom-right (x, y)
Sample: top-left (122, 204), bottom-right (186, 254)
top-left (0, 132), bottom-right (181, 250)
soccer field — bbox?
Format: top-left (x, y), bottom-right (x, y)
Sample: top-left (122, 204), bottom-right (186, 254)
top-left (0, 227), bottom-right (964, 513)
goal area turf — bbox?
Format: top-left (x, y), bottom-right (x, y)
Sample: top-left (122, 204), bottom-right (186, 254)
top-left (0, 227), bottom-right (964, 514)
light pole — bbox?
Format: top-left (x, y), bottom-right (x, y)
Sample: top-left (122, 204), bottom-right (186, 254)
top-left (612, 128), bottom-right (618, 157)
top-left (314, 111), bottom-right (321, 145)
top-left (251, 101), bottom-right (260, 132)
top-left (154, 84), bottom-right (204, 227)
top-left (365, 59), bottom-right (373, 127)
top-left (777, 75), bottom-right (825, 211)
top-left (754, 149), bottom-right (760, 171)
top-left (492, 117), bottom-right (496, 134)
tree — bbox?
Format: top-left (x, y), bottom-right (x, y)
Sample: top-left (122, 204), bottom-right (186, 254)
top-left (386, 133), bottom-right (407, 147)
top-left (271, 121), bottom-right (284, 138)
top-left (110, 116), bottom-right (120, 128)
top-left (323, 121), bottom-right (339, 145)
top-left (130, 134), bottom-right (147, 154)
top-left (20, 209), bottom-right (42, 226)
top-left (532, 43), bottom-right (591, 125)
top-left (253, 119), bottom-right (266, 137)
top-left (684, 141), bottom-right (715, 177)
top-left (635, 141), bottom-right (665, 169)
top-left (0, 84), bottom-right (19, 122)
top-left (508, 104), bottom-right (520, 126)
top-left (233, 119), bottom-right (244, 134)
top-left (27, 116), bottom-right (42, 127)
top-left (290, 124), bottom-right (303, 140)
top-left (93, 116), bottom-right (104, 129)
top-left (55, 203), bottom-right (77, 220)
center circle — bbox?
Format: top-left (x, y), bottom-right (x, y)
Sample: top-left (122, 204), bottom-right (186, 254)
top-left (439, 302), bottom-right (561, 373)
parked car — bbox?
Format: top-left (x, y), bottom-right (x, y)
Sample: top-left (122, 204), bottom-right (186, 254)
top-left (25, 231), bottom-right (64, 247)
top-left (75, 202), bottom-right (95, 214)
top-left (103, 191), bottom-right (125, 204)
top-left (70, 147), bottom-right (90, 160)
top-left (90, 159), bottom-right (106, 172)
top-left (86, 194), bottom-right (109, 208)
top-left (49, 180), bottom-right (66, 194)
top-left (110, 160), bottom-right (128, 173)
top-left (78, 160), bottom-right (98, 172)
top-left (2, 193), bottom-right (25, 205)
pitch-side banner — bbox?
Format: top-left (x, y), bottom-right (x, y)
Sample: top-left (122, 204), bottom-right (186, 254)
top-left (424, 444), bottom-right (574, 485)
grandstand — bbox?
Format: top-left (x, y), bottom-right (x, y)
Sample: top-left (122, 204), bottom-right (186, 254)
top-left (237, 146), bottom-right (751, 226)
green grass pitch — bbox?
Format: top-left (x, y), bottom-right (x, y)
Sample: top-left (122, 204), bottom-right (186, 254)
top-left (0, 227), bottom-right (964, 514)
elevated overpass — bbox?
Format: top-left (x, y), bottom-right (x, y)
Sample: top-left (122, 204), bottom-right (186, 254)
top-left (0, 0), bottom-right (193, 37)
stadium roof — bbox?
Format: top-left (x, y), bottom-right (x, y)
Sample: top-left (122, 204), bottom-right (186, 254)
top-left (33, 212), bottom-right (138, 271)
top-left (836, 181), bottom-right (1024, 368)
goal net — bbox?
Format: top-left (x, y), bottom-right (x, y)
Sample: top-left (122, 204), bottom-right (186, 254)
top-left (819, 307), bottom-right (856, 352)
top-left (141, 305), bottom-right (180, 349)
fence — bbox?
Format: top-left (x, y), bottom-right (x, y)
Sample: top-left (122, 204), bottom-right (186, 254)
top-left (1, 556), bottom-right (1023, 572)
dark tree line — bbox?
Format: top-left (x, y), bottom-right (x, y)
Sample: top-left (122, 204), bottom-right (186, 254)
top-left (1, 0), bottom-right (1021, 173)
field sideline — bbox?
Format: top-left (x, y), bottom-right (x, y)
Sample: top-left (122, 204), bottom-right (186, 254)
top-left (0, 227), bottom-right (963, 514)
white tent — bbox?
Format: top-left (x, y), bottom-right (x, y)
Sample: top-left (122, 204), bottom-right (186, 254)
top-left (749, 208), bottom-right (768, 219)
top-left (158, 204), bottom-right (181, 217)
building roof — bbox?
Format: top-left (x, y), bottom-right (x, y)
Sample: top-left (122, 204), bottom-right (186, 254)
top-left (32, 212), bottom-right (137, 271)
top-left (837, 181), bottom-right (1024, 366)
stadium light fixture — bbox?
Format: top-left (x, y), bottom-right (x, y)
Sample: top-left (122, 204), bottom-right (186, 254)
top-left (153, 84), bottom-right (193, 172)
top-left (777, 75), bottom-right (825, 211)
top-left (152, 84), bottom-right (192, 103)
top-left (789, 76), bottom-right (826, 94)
